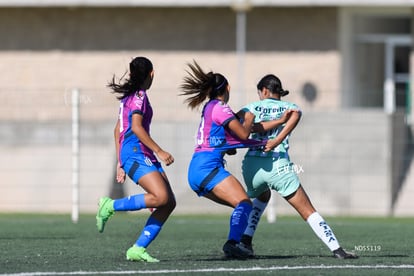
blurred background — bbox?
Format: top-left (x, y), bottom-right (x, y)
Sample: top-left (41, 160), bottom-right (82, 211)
top-left (0, 0), bottom-right (413, 218)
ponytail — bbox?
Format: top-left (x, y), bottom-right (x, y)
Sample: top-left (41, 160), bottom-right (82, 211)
top-left (108, 57), bottom-right (153, 100)
top-left (180, 60), bottom-right (228, 109)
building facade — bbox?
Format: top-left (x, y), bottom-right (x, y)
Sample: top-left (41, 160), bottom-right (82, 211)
top-left (0, 0), bottom-right (413, 216)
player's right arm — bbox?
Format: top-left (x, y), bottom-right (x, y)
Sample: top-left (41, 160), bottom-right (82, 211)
top-left (264, 110), bottom-right (301, 152)
top-left (227, 111), bottom-right (255, 140)
top-left (114, 119), bottom-right (126, 183)
top-left (252, 109), bottom-right (295, 133)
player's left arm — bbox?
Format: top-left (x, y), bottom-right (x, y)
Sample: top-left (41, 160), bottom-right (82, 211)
top-left (131, 113), bottom-right (174, 166)
top-left (264, 110), bottom-right (301, 152)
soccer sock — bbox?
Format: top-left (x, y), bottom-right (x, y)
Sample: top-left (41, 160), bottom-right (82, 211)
top-left (135, 216), bottom-right (163, 248)
top-left (228, 201), bottom-right (252, 242)
top-left (243, 198), bottom-right (268, 238)
top-left (306, 212), bottom-right (340, 251)
top-left (113, 194), bottom-right (146, 211)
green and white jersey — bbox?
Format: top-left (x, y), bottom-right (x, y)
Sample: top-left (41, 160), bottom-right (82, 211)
top-left (242, 98), bottom-right (300, 158)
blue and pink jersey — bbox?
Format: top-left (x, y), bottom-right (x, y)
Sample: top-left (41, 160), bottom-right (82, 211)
top-left (194, 99), bottom-right (264, 153)
top-left (118, 90), bottom-right (156, 165)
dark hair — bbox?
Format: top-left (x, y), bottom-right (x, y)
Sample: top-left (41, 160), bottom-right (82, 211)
top-left (180, 61), bottom-right (228, 109)
top-left (108, 56), bottom-right (153, 100)
top-left (257, 74), bottom-right (289, 96)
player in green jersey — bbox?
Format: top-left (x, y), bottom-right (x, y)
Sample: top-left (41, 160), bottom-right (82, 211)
top-left (237, 74), bottom-right (357, 259)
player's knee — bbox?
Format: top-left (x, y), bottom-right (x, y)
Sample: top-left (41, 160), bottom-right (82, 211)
top-left (154, 195), bottom-right (167, 207)
top-left (150, 192), bottom-right (171, 207)
top-left (258, 190), bottom-right (271, 202)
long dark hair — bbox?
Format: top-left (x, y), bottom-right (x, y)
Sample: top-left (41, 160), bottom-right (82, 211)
top-left (108, 57), bottom-right (153, 100)
top-left (180, 61), bottom-right (228, 109)
top-left (257, 74), bottom-right (289, 96)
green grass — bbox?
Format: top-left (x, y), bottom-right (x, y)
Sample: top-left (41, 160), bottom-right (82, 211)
top-left (0, 213), bottom-right (413, 275)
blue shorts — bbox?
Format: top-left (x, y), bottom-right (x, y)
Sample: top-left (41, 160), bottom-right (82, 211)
top-left (122, 153), bottom-right (164, 184)
top-left (242, 155), bottom-right (300, 198)
top-left (188, 151), bottom-right (231, 197)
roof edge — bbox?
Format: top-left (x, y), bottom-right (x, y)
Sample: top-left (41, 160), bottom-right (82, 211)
top-left (0, 0), bottom-right (413, 8)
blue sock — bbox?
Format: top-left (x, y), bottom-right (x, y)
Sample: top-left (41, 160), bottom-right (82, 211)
top-left (228, 201), bottom-right (252, 242)
top-left (113, 194), bottom-right (146, 211)
top-left (135, 216), bottom-right (163, 248)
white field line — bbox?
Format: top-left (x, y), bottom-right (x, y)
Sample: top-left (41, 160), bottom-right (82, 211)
top-left (2, 265), bottom-right (414, 276)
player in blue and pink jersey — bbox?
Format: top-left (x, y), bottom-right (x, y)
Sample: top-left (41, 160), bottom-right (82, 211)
top-left (180, 61), bottom-right (265, 259)
top-left (237, 74), bottom-right (357, 259)
top-left (96, 57), bottom-right (176, 263)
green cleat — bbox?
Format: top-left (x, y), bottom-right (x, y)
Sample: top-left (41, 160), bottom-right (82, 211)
top-left (96, 197), bottom-right (115, 233)
top-left (126, 245), bottom-right (160, 263)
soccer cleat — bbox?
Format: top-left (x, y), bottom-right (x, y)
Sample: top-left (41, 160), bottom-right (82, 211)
top-left (96, 197), bottom-right (115, 233)
top-left (126, 245), bottom-right (160, 262)
top-left (333, 247), bottom-right (358, 259)
top-left (238, 242), bottom-right (254, 258)
top-left (222, 240), bottom-right (249, 260)
top-left (239, 234), bottom-right (254, 257)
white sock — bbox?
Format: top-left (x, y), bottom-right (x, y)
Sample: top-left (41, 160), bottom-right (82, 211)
top-left (306, 212), bottom-right (340, 251)
top-left (243, 198), bottom-right (268, 237)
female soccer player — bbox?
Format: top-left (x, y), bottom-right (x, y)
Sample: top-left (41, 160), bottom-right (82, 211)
top-left (238, 74), bottom-right (357, 259)
top-left (180, 61), bottom-right (265, 259)
top-left (96, 56), bottom-right (176, 263)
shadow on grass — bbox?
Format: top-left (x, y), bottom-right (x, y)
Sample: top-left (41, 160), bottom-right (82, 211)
top-left (172, 251), bottom-right (396, 262)
top-left (250, 255), bottom-right (298, 260)
top-left (185, 254), bottom-right (299, 262)
top-left (353, 254), bottom-right (409, 258)
top-left (0, 236), bottom-right (75, 240)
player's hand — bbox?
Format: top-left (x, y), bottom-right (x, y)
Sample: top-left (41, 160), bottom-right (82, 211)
top-left (116, 163), bottom-right (126, 183)
top-left (264, 138), bottom-right (281, 152)
top-left (280, 109), bottom-right (294, 123)
top-left (244, 111), bottom-right (255, 123)
top-left (156, 150), bottom-right (175, 166)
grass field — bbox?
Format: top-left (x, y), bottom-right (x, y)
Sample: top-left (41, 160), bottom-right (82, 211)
top-left (0, 213), bottom-right (413, 275)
